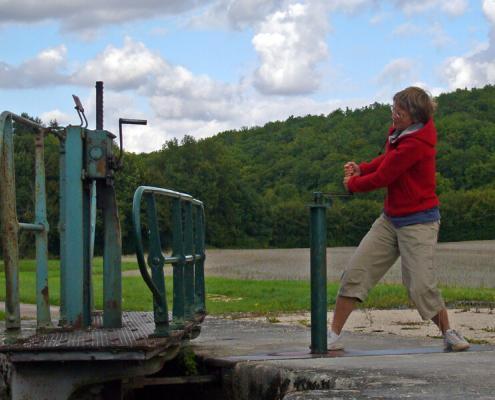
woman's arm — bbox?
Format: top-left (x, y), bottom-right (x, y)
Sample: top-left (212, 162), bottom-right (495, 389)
top-left (348, 139), bottom-right (424, 193)
top-left (359, 153), bottom-right (386, 176)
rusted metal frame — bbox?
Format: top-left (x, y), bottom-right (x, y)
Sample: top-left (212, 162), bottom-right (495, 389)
top-left (145, 193), bottom-right (169, 336)
top-left (100, 181), bottom-right (122, 328)
top-left (132, 186), bottom-right (204, 332)
top-left (194, 204), bottom-right (206, 314)
top-left (171, 197), bottom-right (186, 330)
top-left (89, 180), bottom-right (97, 314)
top-left (132, 188), bottom-right (163, 302)
top-left (34, 129), bottom-right (52, 329)
top-left (18, 223), bottom-right (44, 231)
top-left (58, 137), bottom-right (67, 326)
top-left (0, 114), bottom-right (20, 330)
top-left (183, 201), bottom-right (195, 319)
top-left (82, 181), bottom-right (92, 327)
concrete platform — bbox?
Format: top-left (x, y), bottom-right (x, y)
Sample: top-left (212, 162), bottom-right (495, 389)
top-left (192, 316), bottom-right (495, 399)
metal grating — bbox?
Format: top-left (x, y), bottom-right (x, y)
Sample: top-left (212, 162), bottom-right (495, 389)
top-left (0, 312), bottom-right (203, 355)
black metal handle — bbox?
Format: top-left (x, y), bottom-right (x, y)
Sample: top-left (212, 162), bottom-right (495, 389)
top-left (117, 118), bottom-right (147, 168)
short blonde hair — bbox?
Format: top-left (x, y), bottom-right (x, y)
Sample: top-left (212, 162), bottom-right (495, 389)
top-left (393, 87), bottom-right (437, 124)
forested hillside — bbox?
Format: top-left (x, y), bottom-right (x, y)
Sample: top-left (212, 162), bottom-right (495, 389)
top-left (10, 85), bottom-right (495, 255)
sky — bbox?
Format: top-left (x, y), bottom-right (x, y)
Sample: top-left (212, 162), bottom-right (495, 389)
top-left (1, 0), bottom-right (495, 153)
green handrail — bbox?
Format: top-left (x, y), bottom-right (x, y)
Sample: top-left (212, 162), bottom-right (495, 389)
top-left (132, 186), bottom-right (206, 337)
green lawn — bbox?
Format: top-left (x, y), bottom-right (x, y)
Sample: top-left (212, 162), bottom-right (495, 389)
top-left (0, 259), bottom-right (494, 317)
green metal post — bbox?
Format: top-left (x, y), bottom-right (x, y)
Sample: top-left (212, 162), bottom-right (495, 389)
top-left (194, 206), bottom-right (206, 314)
top-left (60, 126), bottom-right (85, 328)
top-left (100, 183), bottom-right (122, 328)
top-left (58, 137), bottom-right (67, 326)
top-left (145, 193), bottom-right (169, 336)
top-left (309, 192), bottom-right (328, 354)
top-left (172, 198), bottom-right (185, 329)
top-left (89, 180), bottom-right (97, 316)
top-left (34, 131), bottom-right (52, 329)
top-left (82, 182), bottom-right (92, 327)
top-left (0, 116), bottom-right (20, 331)
top-left (183, 201), bottom-right (194, 319)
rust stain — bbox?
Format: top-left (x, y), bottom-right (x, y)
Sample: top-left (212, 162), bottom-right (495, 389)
top-left (106, 300), bottom-right (119, 310)
top-left (72, 314), bottom-right (83, 329)
top-left (41, 286), bottom-right (49, 303)
top-left (96, 159), bottom-right (106, 175)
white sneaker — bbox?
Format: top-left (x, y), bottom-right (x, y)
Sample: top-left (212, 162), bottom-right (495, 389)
top-left (328, 330), bottom-right (344, 351)
top-left (444, 329), bottom-right (470, 352)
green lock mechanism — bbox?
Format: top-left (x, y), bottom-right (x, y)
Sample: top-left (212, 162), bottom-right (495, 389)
top-left (59, 83), bottom-right (147, 329)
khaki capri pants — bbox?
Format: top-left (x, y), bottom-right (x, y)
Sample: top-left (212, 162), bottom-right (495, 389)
top-left (339, 214), bottom-right (445, 320)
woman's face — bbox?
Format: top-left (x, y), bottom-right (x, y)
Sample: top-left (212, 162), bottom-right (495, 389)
top-left (391, 103), bottom-right (413, 131)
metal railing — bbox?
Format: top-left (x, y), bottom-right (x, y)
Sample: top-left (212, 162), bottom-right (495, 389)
top-left (132, 186), bottom-right (206, 337)
top-left (0, 111), bottom-right (52, 330)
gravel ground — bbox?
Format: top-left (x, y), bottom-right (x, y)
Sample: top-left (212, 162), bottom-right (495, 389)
top-left (233, 307), bottom-right (495, 345)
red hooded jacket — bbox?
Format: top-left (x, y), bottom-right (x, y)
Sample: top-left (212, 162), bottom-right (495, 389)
top-left (347, 118), bottom-right (439, 217)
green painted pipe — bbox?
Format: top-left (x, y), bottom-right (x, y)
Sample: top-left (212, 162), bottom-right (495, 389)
top-left (309, 192), bottom-right (328, 354)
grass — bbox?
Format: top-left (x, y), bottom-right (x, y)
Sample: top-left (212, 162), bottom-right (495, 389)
top-left (0, 258), bottom-right (139, 274)
top-left (0, 259), bottom-right (494, 316)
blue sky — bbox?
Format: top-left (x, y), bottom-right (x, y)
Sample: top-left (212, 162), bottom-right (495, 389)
top-left (1, 0), bottom-right (494, 152)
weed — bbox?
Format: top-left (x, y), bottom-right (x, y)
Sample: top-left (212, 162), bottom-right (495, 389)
top-left (362, 309), bottom-right (374, 326)
top-left (466, 338), bottom-right (490, 345)
top-left (392, 321), bottom-right (427, 326)
top-left (177, 346), bottom-right (198, 376)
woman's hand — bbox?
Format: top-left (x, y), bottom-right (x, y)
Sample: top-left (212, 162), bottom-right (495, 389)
top-left (344, 161), bottom-right (360, 177)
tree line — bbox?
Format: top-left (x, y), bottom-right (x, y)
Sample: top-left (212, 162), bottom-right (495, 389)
top-left (7, 85), bottom-right (495, 256)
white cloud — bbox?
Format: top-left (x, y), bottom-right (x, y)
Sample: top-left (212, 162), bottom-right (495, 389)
top-left (0, 0), bottom-right (210, 32)
top-left (189, 0), bottom-right (285, 30)
top-left (442, 0), bottom-right (495, 89)
top-left (0, 45), bottom-right (68, 88)
top-left (393, 22), bottom-right (421, 36)
top-left (370, 12), bottom-right (390, 25)
top-left (73, 37), bottom-right (165, 90)
top-left (39, 109), bottom-right (73, 126)
top-left (376, 58), bottom-right (415, 86)
top-left (252, 2), bottom-right (329, 95)
top-left (440, 0), bottom-right (469, 17)
top-left (393, 0), bottom-right (468, 16)
top-left (483, 0), bottom-right (495, 24)
top-left (192, 0), bottom-right (373, 29)
top-left (429, 22), bottom-right (454, 49)
top-left (393, 21), bottom-right (452, 49)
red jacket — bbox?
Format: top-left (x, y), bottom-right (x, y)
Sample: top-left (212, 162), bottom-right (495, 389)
top-left (347, 118), bottom-right (439, 217)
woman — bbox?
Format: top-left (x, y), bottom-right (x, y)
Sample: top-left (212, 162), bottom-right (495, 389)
top-left (328, 86), bottom-right (470, 352)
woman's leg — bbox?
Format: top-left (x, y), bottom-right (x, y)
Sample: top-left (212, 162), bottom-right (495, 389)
top-left (333, 215), bottom-right (399, 334)
top-left (397, 222), bottom-right (445, 322)
top-left (331, 296), bottom-right (357, 334)
top-left (431, 308), bottom-right (450, 334)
